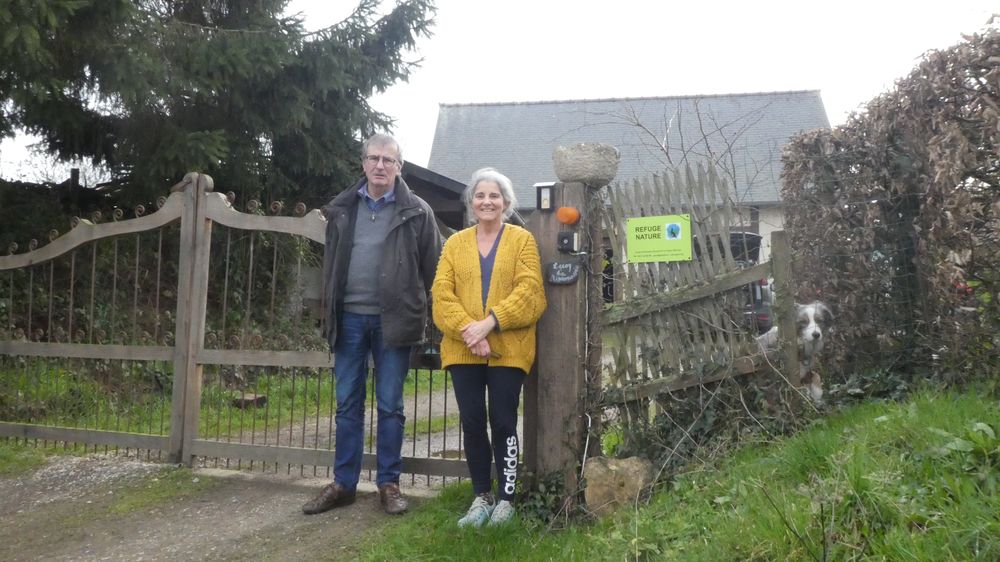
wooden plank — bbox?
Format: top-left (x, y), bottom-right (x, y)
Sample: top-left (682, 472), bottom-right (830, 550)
top-left (684, 304), bottom-right (708, 376)
top-left (673, 167), bottom-right (700, 287)
top-left (601, 328), bottom-right (623, 387)
top-left (603, 183), bottom-right (623, 299)
top-left (630, 179), bottom-right (652, 298)
top-left (645, 175), bottom-right (664, 292)
top-left (707, 167), bottom-right (739, 272)
top-left (696, 303), bottom-right (715, 374)
top-left (687, 162), bottom-right (723, 279)
top-left (717, 294), bottom-right (742, 357)
top-left (169, 177), bottom-right (200, 463)
top-left (180, 174), bottom-right (214, 464)
top-left (688, 165), bottom-right (716, 281)
top-left (601, 355), bottom-right (762, 405)
top-left (707, 298), bottom-right (728, 366)
top-left (608, 182), bottom-right (628, 294)
top-left (585, 190), bottom-right (605, 443)
top-left (633, 316), bottom-right (651, 381)
top-left (0, 191), bottom-right (184, 271)
top-left (701, 165), bottom-right (729, 276)
top-left (641, 177), bottom-right (665, 297)
top-left (670, 308), bottom-right (692, 376)
top-left (659, 172), bottom-right (682, 291)
top-left (196, 349), bottom-right (330, 369)
top-left (618, 179), bottom-right (641, 297)
top-left (189, 440), bottom-right (470, 478)
top-left (0, 342), bottom-right (173, 361)
top-left (662, 309), bottom-right (683, 379)
top-left (603, 262), bottom-right (771, 325)
top-left (716, 167), bottom-right (739, 269)
top-left (771, 231), bottom-right (800, 384)
top-left (400, 456), bottom-right (470, 478)
top-left (625, 320), bottom-right (641, 382)
top-left (604, 184), bottom-right (628, 303)
top-left (202, 193), bottom-right (327, 244)
top-left (0, 422), bottom-right (169, 450)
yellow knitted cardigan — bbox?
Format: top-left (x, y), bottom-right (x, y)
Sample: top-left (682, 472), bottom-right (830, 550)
top-left (432, 224), bottom-right (546, 374)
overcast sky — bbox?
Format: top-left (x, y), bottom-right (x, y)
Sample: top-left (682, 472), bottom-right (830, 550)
top-left (337, 0), bottom-right (994, 166)
top-left (1, 0), bottom-right (993, 179)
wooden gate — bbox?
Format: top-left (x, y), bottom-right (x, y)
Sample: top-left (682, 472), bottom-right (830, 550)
top-left (599, 164), bottom-right (796, 409)
top-left (0, 173), bottom-right (468, 482)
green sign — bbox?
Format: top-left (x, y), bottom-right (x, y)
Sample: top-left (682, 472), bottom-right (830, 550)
top-left (626, 214), bottom-right (692, 263)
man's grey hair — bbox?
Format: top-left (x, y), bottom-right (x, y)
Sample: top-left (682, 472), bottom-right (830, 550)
top-left (361, 133), bottom-right (403, 164)
top-left (463, 167), bottom-right (519, 224)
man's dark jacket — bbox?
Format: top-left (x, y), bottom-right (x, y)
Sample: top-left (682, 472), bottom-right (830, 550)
top-left (320, 176), bottom-right (442, 349)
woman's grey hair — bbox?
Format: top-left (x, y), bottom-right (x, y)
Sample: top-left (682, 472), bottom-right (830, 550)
top-left (361, 133), bottom-right (403, 164)
top-left (464, 167), bottom-right (519, 224)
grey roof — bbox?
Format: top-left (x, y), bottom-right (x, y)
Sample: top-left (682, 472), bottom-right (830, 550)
top-left (428, 90), bottom-right (830, 208)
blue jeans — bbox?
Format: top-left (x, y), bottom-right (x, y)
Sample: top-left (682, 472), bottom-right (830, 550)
top-left (332, 312), bottom-right (410, 490)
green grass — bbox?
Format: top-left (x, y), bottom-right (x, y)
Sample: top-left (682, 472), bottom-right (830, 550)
top-left (198, 370), bottom-right (336, 438)
top-left (199, 368), bottom-right (452, 439)
top-left (0, 440), bottom-right (49, 477)
top-left (2, 366), bottom-right (453, 442)
top-left (358, 388), bottom-right (1000, 561)
top-left (1, 366), bottom-right (173, 436)
top-left (106, 465), bottom-right (218, 514)
top-left (406, 413), bottom-right (460, 438)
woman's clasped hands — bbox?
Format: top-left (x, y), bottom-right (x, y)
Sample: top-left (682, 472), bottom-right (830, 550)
top-left (461, 315), bottom-right (498, 358)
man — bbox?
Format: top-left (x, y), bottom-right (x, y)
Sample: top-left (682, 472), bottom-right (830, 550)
top-left (303, 133), bottom-right (441, 515)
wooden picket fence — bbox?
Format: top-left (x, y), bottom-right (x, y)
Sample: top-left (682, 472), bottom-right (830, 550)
top-left (599, 164), bottom-right (796, 407)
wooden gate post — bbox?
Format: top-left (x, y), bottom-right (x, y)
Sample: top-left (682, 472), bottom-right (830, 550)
top-left (167, 173), bottom-right (198, 463)
top-left (525, 143), bottom-right (619, 498)
top-left (167, 172), bottom-right (214, 464)
top-left (525, 180), bottom-right (589, 494)
top-left (770, 230), bottom-right (800, 384)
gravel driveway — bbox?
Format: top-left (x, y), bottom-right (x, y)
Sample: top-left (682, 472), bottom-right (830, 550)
top-left (1, 454), bottom-right (432, 562)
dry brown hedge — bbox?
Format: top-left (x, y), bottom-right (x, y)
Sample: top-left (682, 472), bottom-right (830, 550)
top-left (781, 24), bottom-right (999, 382)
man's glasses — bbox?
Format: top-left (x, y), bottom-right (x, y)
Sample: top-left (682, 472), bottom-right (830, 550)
top-left (364, 155), bottom-right (400, 167)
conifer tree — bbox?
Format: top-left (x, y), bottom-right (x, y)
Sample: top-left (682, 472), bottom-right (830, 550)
top-left (0, 0), bottom-right (435, 206)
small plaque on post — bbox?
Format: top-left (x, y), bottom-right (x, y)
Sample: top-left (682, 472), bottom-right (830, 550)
top-left (546, 260), bottom-right (581, 285)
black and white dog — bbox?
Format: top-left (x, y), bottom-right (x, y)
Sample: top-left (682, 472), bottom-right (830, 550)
top-left (756, 301), bottom-right (832, 402)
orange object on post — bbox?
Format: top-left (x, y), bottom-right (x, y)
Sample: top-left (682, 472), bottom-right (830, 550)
top-left (555, 206), bottom-right (581, 225)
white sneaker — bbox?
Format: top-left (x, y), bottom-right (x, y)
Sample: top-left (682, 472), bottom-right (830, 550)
top-left (457, 493), bottom-right (494, 528)
top-left (488, 500), bottom-right (515, 526)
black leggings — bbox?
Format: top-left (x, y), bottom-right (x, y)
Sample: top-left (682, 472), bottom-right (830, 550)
top-left (449, 364), bottom-right (524, 501)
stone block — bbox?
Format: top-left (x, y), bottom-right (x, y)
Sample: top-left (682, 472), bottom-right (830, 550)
top-left (583, 456), bottom-right (654, 516)
top-left (552, 143), bottom-right (620, 187)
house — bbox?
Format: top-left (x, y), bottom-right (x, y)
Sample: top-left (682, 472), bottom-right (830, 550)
top-left (427, 90), bottom-right (830, 260)
top-left (400, 161), bottom-right (465, 233)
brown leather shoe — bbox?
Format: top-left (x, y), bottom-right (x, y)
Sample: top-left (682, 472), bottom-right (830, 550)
top-left (378, 482), bottom-right (408, 515)
top-left (302, 483), bottom-right (356, 515)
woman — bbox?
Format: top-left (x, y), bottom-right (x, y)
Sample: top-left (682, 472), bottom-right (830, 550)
top-left (432, 168), bottom-right (546, 527)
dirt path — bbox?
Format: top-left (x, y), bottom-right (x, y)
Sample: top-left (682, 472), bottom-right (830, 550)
top-left (1, 455), bottom-right (434, 562)
top-left (233, 386), bottom-right (461, 449)
top-left (201, 387), bottom-right (471, 483)
top-left (0, 387), bottom-right (525, 560)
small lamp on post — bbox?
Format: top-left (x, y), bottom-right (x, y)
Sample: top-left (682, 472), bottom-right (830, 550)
top-left (411, 324), bottom-right (442, 370)
top-left (535, 182), bottom-right (556, 212)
